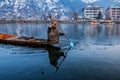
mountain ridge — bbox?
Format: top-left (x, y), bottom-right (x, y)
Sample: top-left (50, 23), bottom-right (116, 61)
top-left (0, 0), bottom-right (119, 19)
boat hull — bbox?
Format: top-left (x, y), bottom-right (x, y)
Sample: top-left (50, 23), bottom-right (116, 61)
top-left (0, 33), bottom-right (58, 48)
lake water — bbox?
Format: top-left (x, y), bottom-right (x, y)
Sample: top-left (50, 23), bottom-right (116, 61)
top-left (0, 23), bottom-right (120, 80)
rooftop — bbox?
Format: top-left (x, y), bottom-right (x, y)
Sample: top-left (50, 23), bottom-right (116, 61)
top-left (85, 4), bottom-right (102, 8)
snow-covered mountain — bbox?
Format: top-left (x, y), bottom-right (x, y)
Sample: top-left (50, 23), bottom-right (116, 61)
top-left (0, 0), bottom-right (120, 20)
top-left (0, 0), bottom-right (71, 20)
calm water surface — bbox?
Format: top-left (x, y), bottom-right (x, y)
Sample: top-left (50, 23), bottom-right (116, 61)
top-left (0, 23), bottom-right (120, 80)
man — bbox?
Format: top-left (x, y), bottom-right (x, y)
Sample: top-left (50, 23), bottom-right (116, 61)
top-left (48, 21), bottom-right (64, 44)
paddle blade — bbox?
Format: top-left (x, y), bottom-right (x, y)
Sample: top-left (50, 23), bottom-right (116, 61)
top-left (70, 42), bottom-right (74, 47)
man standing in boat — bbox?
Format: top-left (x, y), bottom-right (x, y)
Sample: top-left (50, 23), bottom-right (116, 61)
top-left (48, 21), bottom-right (64, 44)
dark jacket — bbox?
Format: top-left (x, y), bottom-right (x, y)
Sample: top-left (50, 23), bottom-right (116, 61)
top-left (48, 27), bottom-right (64, 43)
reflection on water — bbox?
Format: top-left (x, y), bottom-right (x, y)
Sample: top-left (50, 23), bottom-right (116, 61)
top-left (0, 23), bottom-right (120, 80)
top-left (11, 45), bottom-right (71, 72)
top-left (45, 46), bottom-right (71, 72)
top-left (0, 23), bottom-right (49, 39)
top-left (0, 44), bottom-right (71, 79)
top-left (0, 23), bottom-right (120, 40)
top-left (59, 23), bottom-right (120, 46)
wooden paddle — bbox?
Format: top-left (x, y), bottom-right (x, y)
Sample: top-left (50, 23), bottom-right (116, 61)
top-left (58, 24), bottom-right (74, 47)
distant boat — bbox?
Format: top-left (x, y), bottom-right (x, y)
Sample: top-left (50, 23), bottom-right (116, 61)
top-left (0, 33), bottom-right (58, 48)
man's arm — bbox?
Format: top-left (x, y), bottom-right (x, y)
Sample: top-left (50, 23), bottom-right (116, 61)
top-left (48, 27), bottom-right (51, 33)
top-left (57, 27), bottom-right (65, 36)
top-left (47, 27), bottom-right (51, 41)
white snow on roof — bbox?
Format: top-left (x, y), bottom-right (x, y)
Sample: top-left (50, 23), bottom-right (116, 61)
top-left (86, 5), bottom-right (102, 8)
top-left (45, 0), bottom-right (59, 3)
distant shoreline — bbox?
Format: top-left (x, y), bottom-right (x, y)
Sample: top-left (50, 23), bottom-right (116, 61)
top-left (0, 20), bottom-right (120, 24)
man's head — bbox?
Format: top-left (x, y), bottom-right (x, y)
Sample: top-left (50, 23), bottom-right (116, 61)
top-left (51, 21), bottom-right (57, 29)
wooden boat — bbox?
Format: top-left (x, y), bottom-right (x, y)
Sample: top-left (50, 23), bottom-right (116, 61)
top-left (0, 33), bottom-right (58, 48)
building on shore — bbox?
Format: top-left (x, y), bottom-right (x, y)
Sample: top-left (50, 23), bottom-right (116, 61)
top-left (83, 4), bottom-right (103, 20)
top-left (105, 5), bottom-right (120, 20)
